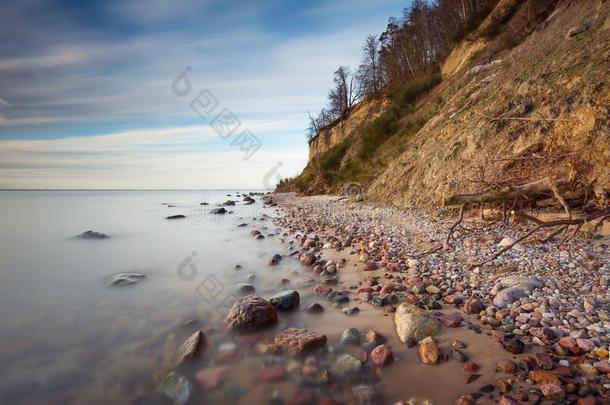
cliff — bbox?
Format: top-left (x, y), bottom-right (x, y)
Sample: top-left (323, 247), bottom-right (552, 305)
top-left (279, 0), bottom-right (610, 210)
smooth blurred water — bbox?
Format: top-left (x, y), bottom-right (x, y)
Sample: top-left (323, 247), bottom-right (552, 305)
top-left (0, 190), bottom-right (284, 404)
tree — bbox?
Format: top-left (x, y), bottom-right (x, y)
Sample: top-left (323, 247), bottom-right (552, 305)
top-left (357, 35), bottom-right (384, 97)
top-left (328, 66), bottom-right (360, 119)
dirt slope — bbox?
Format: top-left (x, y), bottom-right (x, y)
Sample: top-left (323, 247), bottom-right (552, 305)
top-left (281, 0), bottom-right (610, 210)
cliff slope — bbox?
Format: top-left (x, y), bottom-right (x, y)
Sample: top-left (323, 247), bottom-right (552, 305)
top-left (280, 0), bottom-right (610, 210)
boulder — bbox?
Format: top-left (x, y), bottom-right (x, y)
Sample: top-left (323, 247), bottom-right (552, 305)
top-left (109, 272), bottom-right (146, 286)
top-left (370, 344), bottom-right (392, 366)
top-left (273, 328), bottom-right (327, 356)
top-left (493, 287), bottom-right (528, 308)
top-left (225, 295), bottom-right (278, 332)
top-left (268, 290), bottom-right (300, 311)
top-left (210, 207), bottom-right (227, 214)
top-left (463, 298), bottom-right (485, 314)
top-left (394, 303), bottom-right (440, 343)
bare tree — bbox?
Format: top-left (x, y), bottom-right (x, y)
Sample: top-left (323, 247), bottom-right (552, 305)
top-left (328, 66), bottom-right (361, 119)
top-left (357, 35), bottom-right (384, 97)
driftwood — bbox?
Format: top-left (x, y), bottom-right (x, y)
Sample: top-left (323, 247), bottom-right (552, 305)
top-left (469, 207), bottom-right (610, 267)
top-left (444, 177), bottom-right (566, 206)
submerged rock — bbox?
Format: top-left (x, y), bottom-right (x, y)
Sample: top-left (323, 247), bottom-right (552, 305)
top-left (76, 230), bottom-right (109, 239)
top-left (109, 272), bottom-right (146, 286)
top-left (176, 330), bottom-right (205, 366)
top-left (340, 328), bottom-right (361, 345)
top-left (157, 372), bottom-right (191, 405)
top-left (273, 328), bottom-right (327, 356)
top-left (332, 354), bottom-right (362, 378)
top-left (352, 384), bottom-right (383, 405)
top-left (225, 295), bottom-right (278, 332)
top-left (235, 283), bottom-right (256, 295)
top-left (166, 215), bottom-right (186, 220)
top-left (394, 303), bottom-right (440, 343)
top-left (210, 207), bottom-right (227, 214)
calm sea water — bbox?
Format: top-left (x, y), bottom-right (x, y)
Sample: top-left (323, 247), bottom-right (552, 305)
top-left (0, 190), bottom-right (287, 404)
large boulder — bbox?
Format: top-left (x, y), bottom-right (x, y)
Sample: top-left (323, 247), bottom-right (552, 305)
top-left (225, 295), bottom-right (278, 332)
top-left (273, 328), bottom-right (327, 356)
top-left (394, 303), bottom-right (440, 343)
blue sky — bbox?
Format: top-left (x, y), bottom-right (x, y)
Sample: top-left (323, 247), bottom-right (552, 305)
top-left (0, 0), bottom-right (406, 189)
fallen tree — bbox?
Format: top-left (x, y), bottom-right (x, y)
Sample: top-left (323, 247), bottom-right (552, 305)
top-left (443, 177), bottom-right (567, 206)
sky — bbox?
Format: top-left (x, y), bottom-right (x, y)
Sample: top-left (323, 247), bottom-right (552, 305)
top-left (0, 0), bottom-right (407, 189)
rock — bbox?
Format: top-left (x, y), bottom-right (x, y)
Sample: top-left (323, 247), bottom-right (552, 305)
top-left (418, 337), bottom-right (440, 365)
top-left (273, 328), bottom-right (327, 356)
top-left (267, 254), bottom-right (282, 265)
top-left (426, 285), bottom-right (440, 295)
top-left (498, 237), bottom-right (524, 251)
top-left (364, 262), bottom-right (379, 271)
top-left (352, 384), bottom-right (382, 405)
top-left (528, 370), bottom-right (560, 385)
top-left (576, 338), bottom-right (595, 352)
top-left (268, 290), bottom-right (300, 311)
top-left (76, 230), bottom-right (109, 239)
top-left (502, 337), bottom-right (524, 354)
top-left (454, 395), bottom-right (475, 405)
top-left (294, 275), bottom-right (316, 287)
top-left (498, 396), bottom-right (518, 405)
top-left (313, 284), bottom-right (333, 296)
top-left (579, 362), bottom-right (599, 376)
top-left (343, 306), bottom-right (360, 316)
top-left (223, 200), bottom-right (236, 206)
top-left (594, 360), bottom-right (610, 374)
top-left (253, 365), bottom-right (287, 383)
top-left (158, 372), bottom-right (191, 405)
top-left (440, 313), bottom-right (463, 327)
top-left (225, 295), bottom-right (278, 332)
top-left (462, 362), bottom-right (479, 373)
top-left (166, 215), bottom-right (186, 220)
top-left (340, 328), bottom-right (361, 345)
top-left (452, 348), bottom-right (467, 362)
top-left (365, 330), bottom-right (385, 344)
top-left (394, 303), bottom-right (441, 343)
top-left (195, 366), bottom-right (228, 391)
top-left (370, 344), bottom-right (392, 366)
top-left (299, 254), bottom-right (316, 266)
top-left (540, 383), bottom-right (565, 400)
top-left (305, 302), bottom-right (324, 314)
top-left (210, 208), bottom-right (227, 214)
top-left (109, 272), bottom-right (146, 286)
top-left (176, 330), bottom-right (205, 365)
top-left (496, 359), bottom-right (517, 374)
top-left (463, 298), bottom-right (485, 314)
top-left (406, 397), bottom-right (433, 405)
top-left (332, 354), bottom-right (362, 378)
top-left (493, 287), bottom-right (527, 308)
top-left (494, 275), bottom-right (542, 292)
top-left (535, 352), bottom-right (553, 370)
top-left (235, 283), bottom-right (255, 295)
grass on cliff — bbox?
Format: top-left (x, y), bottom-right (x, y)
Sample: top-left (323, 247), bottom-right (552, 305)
top-left (357, 73), bottom-right (441, 161)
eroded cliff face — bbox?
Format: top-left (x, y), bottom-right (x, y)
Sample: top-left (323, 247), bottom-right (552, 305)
top-left (308, 98), bottom-right (388, 160)
top-left (284, 0), bottom-right (610, 209)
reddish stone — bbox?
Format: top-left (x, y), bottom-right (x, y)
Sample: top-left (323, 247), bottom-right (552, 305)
top-left (528, 370), bottom-right (560, 385)
top-left (380, 284), bottom-right (393, 294)
top-left (462, 361), bottom-right (479, 373)
top-left (225, 295), bottom-right (278, 332)
top-left (253, 365), bottom-right (287, 383)
top-left (535, 352), bottom-right (554, 370)
top-left (404, 295), bottom-right (420, 305)
top-left (577, 396), bottom-right (597, 405)
top-left (440, 313), bottom-right (464, 328)
top-left (273, 328), bottom-right (327, 357)
top-left (558, 336), bottom-right (577, 350)
top-left (370, 344), bottom-right (393, 366)
top-left (540, 383), bottom-right (565, 400)
top-left (364, 261), bottom-right (379, 271)
top-left (594, 361), bottom-right (610, 374)
top-left (463, 298), bottom-right (485, 314)
top-left (444, 292), bottom-right (464, 305)
top-left (196, 366), bottom-right (228, 391)
top-left (576, 338), bottom-right (595, 352)
top-left (358, 292), bottom-right (372, 301)
top-left (313, 284), bottom-right (333, 296)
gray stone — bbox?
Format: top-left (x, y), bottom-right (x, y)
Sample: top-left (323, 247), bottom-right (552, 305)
top-left (268, 290), bottom-right (300, 311)
top-left (332, 354), bottom-right (362, 378)
top-left (157, 372), bottom-right (191, 405)
top-left (394, 303), bottom-right (440, 343)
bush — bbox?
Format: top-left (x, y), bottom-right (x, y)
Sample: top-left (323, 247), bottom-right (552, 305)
top-left (357, 74), bottom-right (440, 160)
top-left (316, 139), bottom-right (351, 174)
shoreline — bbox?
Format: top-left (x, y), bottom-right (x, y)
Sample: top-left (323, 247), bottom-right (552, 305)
top-left (265, 192), bottom-right (610, 403)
